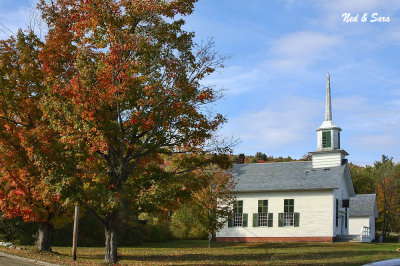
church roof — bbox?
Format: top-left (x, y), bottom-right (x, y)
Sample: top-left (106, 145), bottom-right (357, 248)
top-left (233, 161), bottom-right (346, 192)
top-left (350, 194), bottom-right (378, 218)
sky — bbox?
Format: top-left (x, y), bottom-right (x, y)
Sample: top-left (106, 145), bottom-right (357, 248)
top-left (0, 0), bottom-right (399, 166)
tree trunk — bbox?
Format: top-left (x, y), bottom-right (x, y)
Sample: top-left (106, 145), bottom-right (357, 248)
top-left (208, 231), bottom-right (212, 248)
top-left (382, 209), bottom-right (388, 240)
top-left (104, 223), bottom-right (119, 264)
top-left (36, 221), bottom-right (53, 251)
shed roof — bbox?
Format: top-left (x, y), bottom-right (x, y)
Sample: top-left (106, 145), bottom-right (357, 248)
top-left (233, 161), bottom-right (347, 192)
top-left (350, 194), bottom-right (378, 218)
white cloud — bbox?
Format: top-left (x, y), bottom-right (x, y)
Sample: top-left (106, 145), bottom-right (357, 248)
top-left (334, 96), bottom-right (400, 132)
top-left (388, 28), bottom-right (400, 43)
top-left (222, 96), bottom-right (322, 150)
top-left (354, 134), bottom-right (399, 151)
top-left (266, 31), bottom-right (342, 71)
top-left (332, 95), bottom-right (400, 162)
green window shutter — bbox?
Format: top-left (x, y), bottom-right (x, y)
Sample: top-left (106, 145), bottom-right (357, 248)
top-left (243, 213), bottom-right (248, 227)
top-left (268, 213), bottom-right (273, 227)
top-left (294, 212), bottom-right (300, 227)
top-left (253, 213), bottom-right (258, 227)
top-left (322, 131), bottom-right (332, 148)
top-left (278, 213), bottom-right (283, 227)
top-left (228, 216), bottom-right (233, 227)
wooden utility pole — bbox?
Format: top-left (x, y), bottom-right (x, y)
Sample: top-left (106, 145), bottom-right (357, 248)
top-left (72, 204), bottom-right (79, 261)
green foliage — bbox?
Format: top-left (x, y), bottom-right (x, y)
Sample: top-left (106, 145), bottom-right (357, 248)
top-left (249, 157), bottom-right (258, 163)
top-left (0, 216), bottom-right (36, 245)
top-left (237, 154), bottom-right (299, 163)
top-left (137, 213), bottom-right (175, 243)
top-left (51, 211), bottom-right (175, 246)
top-left (170, 204), bottom-right (206, 239)
top-left (144, 221), bottom-right (174, 243)
top-left (349, 163), bottom-right (377, 194)
top-left (255, 152), bottom-right (267, 161)
top-left (52, 211), bottom-right (104, 246)
top-left (191, 165), bottom-right (236, 247)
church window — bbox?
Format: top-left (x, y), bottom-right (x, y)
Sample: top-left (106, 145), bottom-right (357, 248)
top-left (228, 200), bottom-right (248, 227)
top-left (258, 200), bottom-right (268, 213)
top-left (233, 200), bottom-right (243, 214)
top-left (279, 199), bottom-right (300, 227)
top-left (284, 199), bottom-right (294, 213)
top-left (322, 131), bottom-right (331, 148)
top-left (283, 199), bottom-right (294, 226)
top-left (253, 200), bottom-right (273, 227)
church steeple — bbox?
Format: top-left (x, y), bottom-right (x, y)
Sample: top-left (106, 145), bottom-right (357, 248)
top-left (309, 74), bottom-right (348, 168)
top-left (325, 73), bottom-right (332, 121)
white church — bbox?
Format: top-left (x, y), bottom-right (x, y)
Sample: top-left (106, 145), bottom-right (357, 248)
top-left (216, 74), bottom-right (377, 242)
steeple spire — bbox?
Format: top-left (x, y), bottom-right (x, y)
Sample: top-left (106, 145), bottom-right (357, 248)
top-left (310, 73), bottom-right (348, 168)
top-left (325, 72), bottom-right (332, 121)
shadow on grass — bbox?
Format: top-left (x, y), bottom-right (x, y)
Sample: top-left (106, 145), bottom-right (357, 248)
top-left (129, 241), bottom-right (333, 250)
top-left (116, 250), bottom-right (399, 265)
top-left (128, 240), bottom-right (379, 250)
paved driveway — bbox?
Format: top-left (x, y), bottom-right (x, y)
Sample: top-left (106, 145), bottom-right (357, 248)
top-left (0, 251), bottom-right (58, 265)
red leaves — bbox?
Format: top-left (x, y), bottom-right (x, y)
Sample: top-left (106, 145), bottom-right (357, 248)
top-left (0, 31), bottom-right (70, 225)
top-left (196, 89), bottom-right (213, 103)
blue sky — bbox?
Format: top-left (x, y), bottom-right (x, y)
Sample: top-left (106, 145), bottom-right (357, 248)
top-left (1, 0), bottom-right (400, 166)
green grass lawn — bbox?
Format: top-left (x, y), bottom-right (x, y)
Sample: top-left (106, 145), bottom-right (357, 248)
top-left (0, 240), bottom-right (399, 265)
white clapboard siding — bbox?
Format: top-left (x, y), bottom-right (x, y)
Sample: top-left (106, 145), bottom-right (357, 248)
top-left (217, 190), bottom-right (334, 238)
top-left (349, 216), bottom-right (375, 240)
top-left (349, 217), bottom-right (370, 235)
top-left (312, 152), bottom-right (343, 168)
top-left (333, 178), bottom-right (350, 236)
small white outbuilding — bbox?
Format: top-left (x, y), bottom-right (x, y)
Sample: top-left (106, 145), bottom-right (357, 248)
top-left (349, 194), bottom-right (378, 242)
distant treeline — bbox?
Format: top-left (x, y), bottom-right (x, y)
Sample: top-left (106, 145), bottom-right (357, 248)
top-left (231, 152), bottom-right (311, 164)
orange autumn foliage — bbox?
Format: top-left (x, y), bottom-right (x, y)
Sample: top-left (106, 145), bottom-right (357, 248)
top-left (0, 30), bottom-right (75, 227)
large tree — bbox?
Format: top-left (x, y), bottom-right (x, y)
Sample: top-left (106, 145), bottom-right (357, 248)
top-left (0, 30), bottom-right (78, 251)
top-left (38, 0), bottom-right (229, 263)
top-left (374, 155), bottom-right (400, 238)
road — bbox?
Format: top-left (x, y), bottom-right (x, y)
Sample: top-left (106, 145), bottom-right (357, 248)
top-left (0, 252), bottom-right (58, 266)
